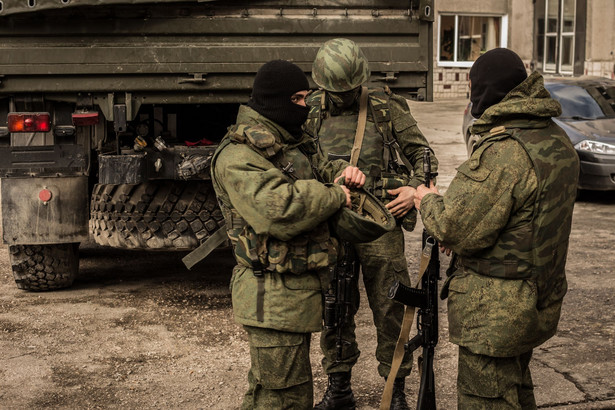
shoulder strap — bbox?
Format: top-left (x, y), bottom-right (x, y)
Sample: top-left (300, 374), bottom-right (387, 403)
top-left (349, 86), bottom-right (369, 166)
top-left (367, 92), bottom-right (413, 174)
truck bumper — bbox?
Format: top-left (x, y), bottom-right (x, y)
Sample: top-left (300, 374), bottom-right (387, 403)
top-left (1, 176), bottom-right (89, 245)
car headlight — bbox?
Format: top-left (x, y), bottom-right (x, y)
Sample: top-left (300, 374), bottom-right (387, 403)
top-left (574, 140), bottom-right (615, 155)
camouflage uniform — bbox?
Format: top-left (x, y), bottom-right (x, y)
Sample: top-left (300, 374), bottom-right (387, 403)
top-left (211, 105), bottom-right (350, 409)
top-left (419, 71), bottom-right (580, 408)
top-left (305, 83), bottom-right (438, 379)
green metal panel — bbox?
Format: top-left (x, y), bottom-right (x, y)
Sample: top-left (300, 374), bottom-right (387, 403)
top-left (0, 1), bottom-right (433, 101)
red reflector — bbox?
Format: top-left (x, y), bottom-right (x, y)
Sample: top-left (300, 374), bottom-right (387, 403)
top-left (39, 189), bottom-right (52, 202)
top-left (8, 113), bottom-right (51, 133)
top-left (72, 112), bottom-right (100, 126)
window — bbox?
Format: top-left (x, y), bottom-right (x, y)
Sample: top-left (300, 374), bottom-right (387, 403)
top-left (537, 0), bottom-right (576, 74)
top-left (438, 14), bottom-right (508, 67)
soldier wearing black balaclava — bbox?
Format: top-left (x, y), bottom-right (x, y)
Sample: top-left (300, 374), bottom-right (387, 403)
top-left (414, 48), bottom-right (579, 409)
top-left (210, 60), bottom-right (369, 409)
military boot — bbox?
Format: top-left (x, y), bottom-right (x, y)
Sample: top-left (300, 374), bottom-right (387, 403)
top-left (314, 372), bottom-right (356, 410)
top-left (390, 378), bottom-right (411, 410)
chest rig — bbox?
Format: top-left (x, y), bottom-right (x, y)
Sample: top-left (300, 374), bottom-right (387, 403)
top-left (215, 123), bottom-right (337, 277)
top-left (305, 88), bottom-right (414, 201)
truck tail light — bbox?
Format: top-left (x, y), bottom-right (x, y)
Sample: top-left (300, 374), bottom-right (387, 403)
top-left (72, 112), bottom-right (100, 126)
top-left (8, 113), bottom-right (51, 132)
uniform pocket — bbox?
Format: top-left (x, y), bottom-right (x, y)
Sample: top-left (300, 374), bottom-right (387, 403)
top-left (456, 161), bottom-right (491, 182)
top-left (250, 330), bottom-right (312, 389)
top-left (283, 271), bottom-right (322, 291)
top-left (458, 347), bottom-right (513, 398)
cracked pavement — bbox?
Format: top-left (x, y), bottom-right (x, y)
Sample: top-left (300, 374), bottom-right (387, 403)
top-left (0, 98), bottom-right (613, 409)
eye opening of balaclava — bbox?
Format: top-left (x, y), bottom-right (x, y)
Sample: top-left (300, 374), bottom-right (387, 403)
top-left (247, 59), bottom-right (310, 137)
top-left (469, 48), bottom-right (528, 118)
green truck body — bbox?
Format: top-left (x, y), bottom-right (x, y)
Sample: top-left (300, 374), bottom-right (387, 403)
top-left (0, 0), bottom-right (433, 290)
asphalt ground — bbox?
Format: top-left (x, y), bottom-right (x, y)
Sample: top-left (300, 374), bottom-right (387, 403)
top-left (1, 98), bottom-right (614, 409)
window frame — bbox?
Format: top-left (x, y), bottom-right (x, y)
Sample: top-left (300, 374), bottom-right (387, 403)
top-left (541, 0), bottom-right (576, 75)
top-left (437, 13), bottom-right (509, 68)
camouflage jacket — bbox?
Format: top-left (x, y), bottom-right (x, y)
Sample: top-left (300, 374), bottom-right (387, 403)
top-left (211, 105), bottom-right (348, 332)
top-left (420, 71), bottom-right (580, 356)
top-left (304, 88), bottom-right (437, 231)
top-left (304, 88), bottom-right (437, 191)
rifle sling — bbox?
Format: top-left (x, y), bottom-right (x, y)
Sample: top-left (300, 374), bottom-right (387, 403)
top-left (182, 225), bottom-right (228, 270)
top-left (380, 237), bottom-right (433, 410)
top-left (349, 86), bottom-right (369, 167)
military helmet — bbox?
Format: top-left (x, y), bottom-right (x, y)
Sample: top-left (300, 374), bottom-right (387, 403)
top-left (331, 187), bottom-right (396, 243)
top-left (312, 38), bottom-right (371, 92)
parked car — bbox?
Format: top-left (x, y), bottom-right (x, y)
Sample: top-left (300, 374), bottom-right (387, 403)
top-left (462, 77), bottom-right (615, 191)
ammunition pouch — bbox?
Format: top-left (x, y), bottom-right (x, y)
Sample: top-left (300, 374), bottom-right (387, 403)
top-left (234, 222), bottom-right (339, 275)
top-left (369, 173), bottom-right (417, 232)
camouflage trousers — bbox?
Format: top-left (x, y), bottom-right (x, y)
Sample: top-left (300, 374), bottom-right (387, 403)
top-left (242, 326), bottom-right (314, 410)
top-left (458, 346), bottom-right (537, 410)
top-left (320, 228), bottom-right (413, 378)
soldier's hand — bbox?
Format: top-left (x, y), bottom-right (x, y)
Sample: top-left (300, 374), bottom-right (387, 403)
top-left (385, 186), bottom-right (416, 218)
top-left (439, 244), bottom-right (452, 256)
top-left (414, 182), bottom-right (439, 210)
top-left (339, 184), bottom-right (352, 208)
top-left (337, 166), bottom-right (366, 188)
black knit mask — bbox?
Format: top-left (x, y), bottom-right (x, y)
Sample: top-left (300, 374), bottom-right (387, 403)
top-left (247, 60), bottom-right (310, 137)
top-left (470, 48), bottom-right (528, 118)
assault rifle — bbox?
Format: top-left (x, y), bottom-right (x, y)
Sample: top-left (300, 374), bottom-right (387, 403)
top-left (387, 148), bottom-right (440, 410)
top-left (324, 240), bottom-right (358, 361)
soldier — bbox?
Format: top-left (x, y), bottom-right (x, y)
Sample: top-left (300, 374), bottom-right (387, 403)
top-left (305, 38), bottom-right (438, 410)
top-left (414, 48), bottom-right (580, 408)
top-left (210, 59), bottom-right (370, 409)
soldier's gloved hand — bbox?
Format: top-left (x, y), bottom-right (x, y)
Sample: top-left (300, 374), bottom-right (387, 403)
top-left (385, 186), bottom-right (416, 218)
top-left (414, 182), bottom-right (439, 210)
top-left (337, 166), bottom-right (366, 188)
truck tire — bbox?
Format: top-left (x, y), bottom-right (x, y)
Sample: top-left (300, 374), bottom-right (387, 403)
top-left (9, 243), bottom-right (79, 291)
top-left (90, 181), bottom-right (224, 250)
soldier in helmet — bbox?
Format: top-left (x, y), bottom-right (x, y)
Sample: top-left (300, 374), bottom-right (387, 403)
top-left (414, 48), bottom-right (579, 408)
top-left (305, 38), bottom-right (438, 410)
top-left (211, 59), bottom-right (375, 409)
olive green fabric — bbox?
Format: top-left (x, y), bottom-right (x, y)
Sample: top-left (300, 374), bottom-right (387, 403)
top-left (420, 71), bottom-right (580, 357)
top-left (211, 105), bottom-right (349, 333)
top-left (457, 346), bottom-right (536, 410)
top-left (312, 38), bottom-right (370, 92)
top-left (242, 326), bottom-right (314, 410)
top-left (330, 187), bottom-right (396, 243)
top-left (305, 88), bottom-right (437, 191)
top-left (320, 228), bottom-right (413, 378)
top-left (307, 86), bottom-right (436, 378)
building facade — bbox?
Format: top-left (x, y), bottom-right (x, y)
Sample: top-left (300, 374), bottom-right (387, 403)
top-left (433, 0), bottom-right (615, 99)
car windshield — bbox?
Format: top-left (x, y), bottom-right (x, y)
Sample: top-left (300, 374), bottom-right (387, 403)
top-left (546, 83), bottom-right (609, 120)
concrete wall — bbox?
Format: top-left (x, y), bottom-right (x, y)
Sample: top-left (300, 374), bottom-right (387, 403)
top-left (584, 0), bottom-right (615, 78)
top-left (431, 0), bottom-right (615, 98)
top-left (508, 0), bottom-right (534, 61)
top-left (433, 0), bottom-right (533, 99)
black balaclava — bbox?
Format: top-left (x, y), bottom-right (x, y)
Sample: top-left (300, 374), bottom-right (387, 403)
top-left (469, 48), bottom-right (528, 118)
top-left (247, 59), bottom-right (310, 137)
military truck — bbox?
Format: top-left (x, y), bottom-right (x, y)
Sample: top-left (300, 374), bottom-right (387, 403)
top-left (0, 0), bottom-right (433, 291)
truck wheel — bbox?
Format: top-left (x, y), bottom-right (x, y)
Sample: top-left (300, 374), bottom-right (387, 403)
top-left (9, 243), bottom-right (79, 291)
top-left (90, 181), bottom-right (224, 250)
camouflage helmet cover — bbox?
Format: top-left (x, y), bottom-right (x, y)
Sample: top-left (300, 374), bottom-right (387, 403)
top-left (331, 187), bottom-right (396, 243)
top-left (312, 38), bottom-right (371, 92)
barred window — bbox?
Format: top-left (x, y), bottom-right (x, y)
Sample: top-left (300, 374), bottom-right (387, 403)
top-left (438, 14), bottom-right (508, 67)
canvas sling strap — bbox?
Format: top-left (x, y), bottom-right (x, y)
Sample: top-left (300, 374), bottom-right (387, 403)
top-left (379, 238), bottom-right (433, 410)
top-left (349, 86), bottom-right (369, 166)
top-left (182, 225), bottom-right (228, 270)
